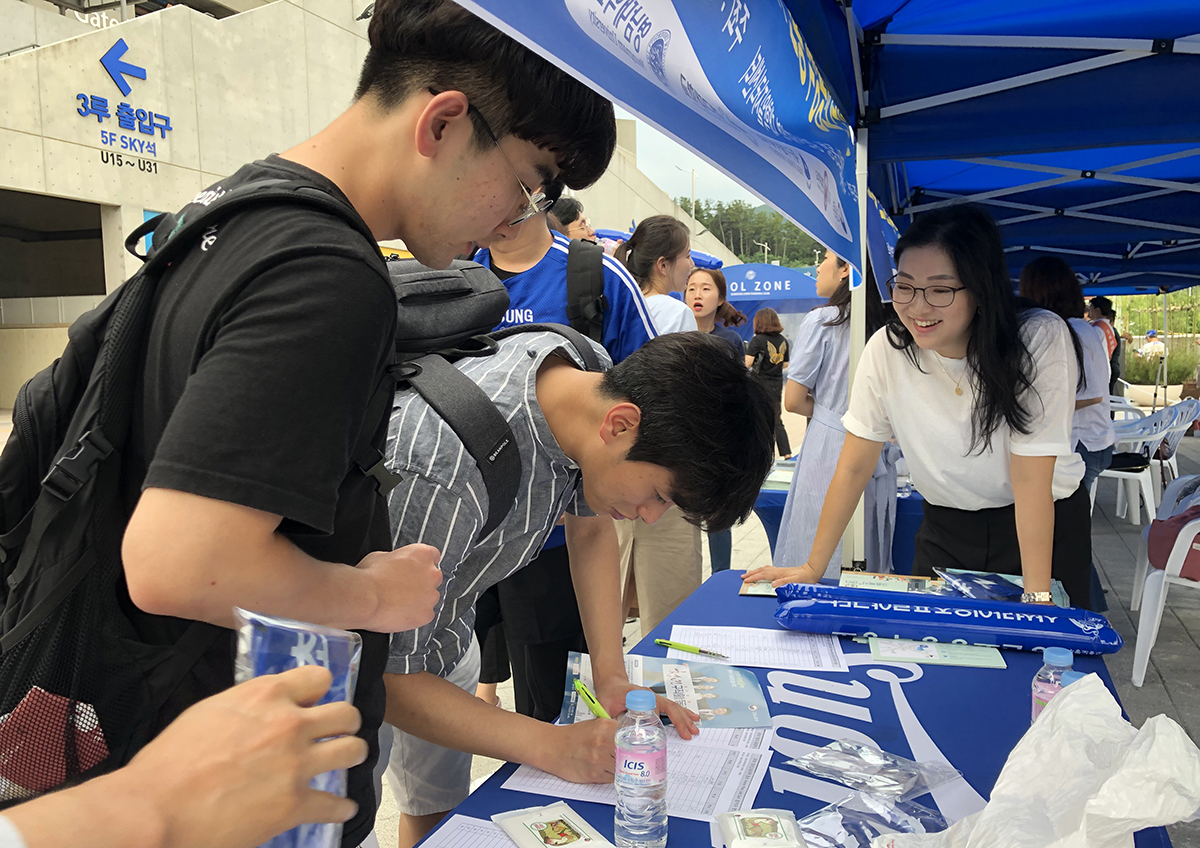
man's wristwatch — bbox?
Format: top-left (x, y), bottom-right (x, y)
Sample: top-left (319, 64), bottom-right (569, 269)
top-left (1021, 590), bottom-right (1052, 604)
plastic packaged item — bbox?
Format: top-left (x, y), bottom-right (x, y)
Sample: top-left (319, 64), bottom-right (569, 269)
top-left (796, 793), bottom-right (947, 848)
top-left (715, 809), bottom-right (807, 847)
top-left (875, 674), bottom-right (1200, 848)
top-left (931, 568), bottom-right (1023, 601)
top-left (773, 583), bottom-right (1122, 655)
top-left (493, 801), bottom-right (616, 847)
top-left (614, 689), bottom-right (668, 848)
top-left (233, 609), bottom-right (362, 848)
top-left (1030, 646), bottom-right (1074, 722)
top-left (785, 740), bottom-right (961, 801)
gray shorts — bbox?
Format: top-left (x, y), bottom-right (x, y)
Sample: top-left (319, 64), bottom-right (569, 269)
top-left (374, 635), bottom-right (481, 817)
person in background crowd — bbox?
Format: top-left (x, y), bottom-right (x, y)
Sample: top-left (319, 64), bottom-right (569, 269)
top-left (684, 266), bottom-right (751, 572)
top-left (0, 668), bottom-right (364, 848)
top-left (615, 217), bottom-right (704, 627)
top-left (1087, 295), bottom-right (1123, 395)
top-left (749, 249), bottom-right (892, 580)
top-left (746, 207), bottom-right (1091, 609)
top-left (1140, 329), bottom-right (1166, 359)
top-left (686, 266), bottom-right (747, 356)
top-left (618, 215), bottom-right (698, 334)
top-left (746, 307), bottom-right (792, 458)
top-left (548, 196), bottom-right (596, 242)
top-left (1020, 257), bottom-right (1116, 496)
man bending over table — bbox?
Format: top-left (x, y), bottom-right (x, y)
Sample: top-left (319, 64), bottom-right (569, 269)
top-left (379, 331), bottom-right (775, 846)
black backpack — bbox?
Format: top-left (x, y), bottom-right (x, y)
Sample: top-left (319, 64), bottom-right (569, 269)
top-left (0, 178), bottom-right (401, 805)
top-left (564, 238), bottom-right (607, 344)
top-left (383, 256), bottom-right (602, 539)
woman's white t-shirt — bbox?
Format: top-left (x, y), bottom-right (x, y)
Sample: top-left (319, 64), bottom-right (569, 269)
top-left (843, 309), bottom-right (1085, 510)
top-left (1069, 317), bottom-right (1117, 452)
top-left (644, 293), bottom-right (699, 334)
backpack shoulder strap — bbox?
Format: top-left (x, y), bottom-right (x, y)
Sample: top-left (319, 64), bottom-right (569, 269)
top-left (565, 239), bottom-right (607, 344)
top-left (127, 179), bottom-right (384, 279)
top-left (401, 355), bottom-right (520, 540)
top-left (491, 322), bottom-right (604, 373)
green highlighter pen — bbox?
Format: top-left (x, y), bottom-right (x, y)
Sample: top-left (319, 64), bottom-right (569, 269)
top-left (654, 638), bottom-right (730, 660)
top-left (573, 679), bottom-right (611, 719)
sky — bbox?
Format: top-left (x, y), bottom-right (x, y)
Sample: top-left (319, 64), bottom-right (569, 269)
top-left (616, 105), bottom-right (767, 209)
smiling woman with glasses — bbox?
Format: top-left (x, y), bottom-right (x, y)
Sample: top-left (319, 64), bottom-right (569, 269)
top-left (745, 205), bottom-right (1094, 612)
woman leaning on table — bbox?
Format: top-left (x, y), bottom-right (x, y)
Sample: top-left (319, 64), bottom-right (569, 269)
top-left (745, 205), bottom-right (1092, 607)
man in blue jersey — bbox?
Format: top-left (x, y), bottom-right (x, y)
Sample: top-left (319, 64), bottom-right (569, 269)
top-left (469, 209), bottom-right (658, 723)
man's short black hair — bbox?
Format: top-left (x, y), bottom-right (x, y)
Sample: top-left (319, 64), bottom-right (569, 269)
top-left (356, 0), bottom-right (616, 190)
top-left (602, 334), bottom-right (776, 532)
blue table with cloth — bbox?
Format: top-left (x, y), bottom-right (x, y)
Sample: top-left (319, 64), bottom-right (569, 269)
top-left (754, 485), bottom-right (924, 575)
top-left (419, 569), bottom-right (1169, 846)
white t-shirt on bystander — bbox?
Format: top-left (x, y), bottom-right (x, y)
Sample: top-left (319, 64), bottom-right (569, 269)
top-left (643, 294), bottom-right (699, 335)
top-left (1069, 317), bottom-right (1117, 452)
top-left (843, 309), bottom-right (1085, 510)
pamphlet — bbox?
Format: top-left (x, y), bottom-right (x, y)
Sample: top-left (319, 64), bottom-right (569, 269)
top-left (739, 580), bottom-right (777, 597)
top-left (559, 651), bottom-right (770, 729)
top-left (839, 573), bottom-right (949, 594)
top-left (868, 637), bottom-right (1006, 669)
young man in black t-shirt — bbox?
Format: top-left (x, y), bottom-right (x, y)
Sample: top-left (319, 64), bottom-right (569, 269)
top-left (116, 2), bottom-right (618, 846)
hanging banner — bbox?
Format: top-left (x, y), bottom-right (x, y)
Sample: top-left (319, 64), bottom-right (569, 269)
top-left (460, 0), bottom-right (859, 265)
top-left (866, 189), bottom-right (900, 301)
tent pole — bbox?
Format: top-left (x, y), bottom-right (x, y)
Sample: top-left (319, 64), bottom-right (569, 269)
top-left (845, 124), bottom-right (869, 572)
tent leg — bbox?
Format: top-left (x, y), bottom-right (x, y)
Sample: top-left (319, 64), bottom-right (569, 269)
top-left (845, 126), bottom-right (869, 571)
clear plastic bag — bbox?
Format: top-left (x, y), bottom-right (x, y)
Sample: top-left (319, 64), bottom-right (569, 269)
top-left (797, 793), bottom-right (948, 848)
top-left (786, 740), bottom-right (961, 801)
top-left (234, 608), bottom-right (362, 848)
top-left (715, 809), bottom-right (807, 847)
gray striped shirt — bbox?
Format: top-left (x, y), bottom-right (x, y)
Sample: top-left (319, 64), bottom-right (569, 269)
top-left (384, 332), bottom-right (610, 676)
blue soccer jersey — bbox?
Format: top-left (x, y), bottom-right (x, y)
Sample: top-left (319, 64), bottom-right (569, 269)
top-left (478, 232), bottom-right (658, 364)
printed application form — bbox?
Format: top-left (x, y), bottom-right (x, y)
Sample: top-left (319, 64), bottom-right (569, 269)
top-left (666, 625), bottom-right (848, 672)
top-left (418, 815), bottom-right (507, 847)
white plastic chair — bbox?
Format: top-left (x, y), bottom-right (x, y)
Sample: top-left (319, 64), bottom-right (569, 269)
top-left (1150, 398), bottom-right (1200, 488)
top-left (1131, 473), bottom-right (1200, 687)
top-left (1097, 406), bottom-right (1176, 525)
top-left (1109, 395), bottom-right (1146, 422)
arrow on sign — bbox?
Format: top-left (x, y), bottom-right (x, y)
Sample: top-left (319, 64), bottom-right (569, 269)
top-left (100, 38), bottom-right (146, 96)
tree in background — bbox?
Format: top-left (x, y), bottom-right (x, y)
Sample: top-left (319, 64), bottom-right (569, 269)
top-left (678, 197), bottom-right (821, 268)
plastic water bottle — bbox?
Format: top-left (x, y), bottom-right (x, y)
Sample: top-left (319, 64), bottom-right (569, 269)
top-left (614, 690), bottom-right (668, 848)
top-left (1031, 647), bottom-right (1074, 722)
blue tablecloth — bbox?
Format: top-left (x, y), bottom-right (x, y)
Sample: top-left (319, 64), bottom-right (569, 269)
top-left (753, 489), bottom-right (926, 575)
top-left (420, 570), bottom-right (1169, 847)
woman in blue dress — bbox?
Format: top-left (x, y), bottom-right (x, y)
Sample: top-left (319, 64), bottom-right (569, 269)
top-left (757, 249), bottom-right (893, 578)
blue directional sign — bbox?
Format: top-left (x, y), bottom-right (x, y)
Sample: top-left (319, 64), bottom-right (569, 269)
top-left (100, 38), bottom-right (146, 96)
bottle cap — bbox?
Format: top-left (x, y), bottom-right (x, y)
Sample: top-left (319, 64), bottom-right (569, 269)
top-left (625, 689), bottom-right (656, 713)
top-left (1043, 647), bottom-right (1074, 667)
top-left (1060, 670), bottom-right (1086, 687)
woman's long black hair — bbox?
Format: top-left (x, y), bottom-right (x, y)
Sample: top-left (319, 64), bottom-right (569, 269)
top-left (885, 205), bottom-right (1035, 454)
top-left (824, 255), bottom-right (890, 337)
top-left (1018, 255), bottom-right (1088, 394)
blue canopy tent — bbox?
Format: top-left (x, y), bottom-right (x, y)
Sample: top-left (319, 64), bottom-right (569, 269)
top-left (721, 263), bottom-right (823, 344)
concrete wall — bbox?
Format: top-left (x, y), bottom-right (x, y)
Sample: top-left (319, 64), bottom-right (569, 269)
top-left (573, 121), bottom-right (739, 266)
top-left (0, 0), bottom-right (369, 405)
top-left (0, 0), bottom-right (94, 59)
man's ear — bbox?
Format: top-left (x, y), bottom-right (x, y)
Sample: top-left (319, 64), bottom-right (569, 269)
top-left (414, 90), bottom-right (471, 158)
top-left (599, 401), bottom-right (642, 445)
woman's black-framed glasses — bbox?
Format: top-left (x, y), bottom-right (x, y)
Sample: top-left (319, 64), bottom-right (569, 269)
top-left (888, 277), bottom-right (966, 308)
top-left (429, 88), bottom-right (555, 226)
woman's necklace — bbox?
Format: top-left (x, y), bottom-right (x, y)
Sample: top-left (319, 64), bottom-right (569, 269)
top-left (933, 353), bottom-right (966, 396)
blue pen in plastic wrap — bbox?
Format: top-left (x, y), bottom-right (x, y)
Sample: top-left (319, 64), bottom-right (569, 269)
top-left (234, 608), bottom-right (363, 848)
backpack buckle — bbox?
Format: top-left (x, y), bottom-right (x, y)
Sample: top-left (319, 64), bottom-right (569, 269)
top-left (42, 429), bottom-right (114, 501)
